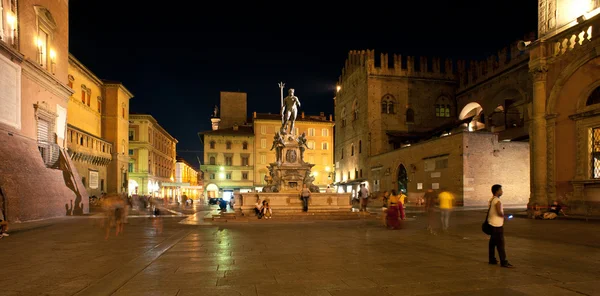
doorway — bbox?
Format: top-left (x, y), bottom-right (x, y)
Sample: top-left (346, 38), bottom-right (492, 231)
top-left (397, 164), bottom-right (408, 194)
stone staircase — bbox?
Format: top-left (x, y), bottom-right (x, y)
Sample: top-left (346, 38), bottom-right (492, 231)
top-left (204, 210), bottom-right (374, 223)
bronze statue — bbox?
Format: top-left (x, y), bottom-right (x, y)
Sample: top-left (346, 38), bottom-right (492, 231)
top-left (270, 131), bottom-right (286, 163)
top-left (297, 132), bottom-right (310, 163)
top-left (280, 88), bottom-right (301, 135)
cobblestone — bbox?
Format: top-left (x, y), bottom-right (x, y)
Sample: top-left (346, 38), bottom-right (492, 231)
top-left (0, 210), bottom-right (598, 295)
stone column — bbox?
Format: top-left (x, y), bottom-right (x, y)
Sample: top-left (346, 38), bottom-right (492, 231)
top-left (529, 65), bottom-right (549, 206)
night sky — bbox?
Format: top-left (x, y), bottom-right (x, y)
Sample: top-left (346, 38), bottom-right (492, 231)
top-left (69, 1), bottom-right (538, 167)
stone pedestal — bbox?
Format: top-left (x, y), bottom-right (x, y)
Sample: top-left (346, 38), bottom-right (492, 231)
top-left (236, 192), bottom-right (352, 214)
top-left (264, 135), bottom-right (317, 193)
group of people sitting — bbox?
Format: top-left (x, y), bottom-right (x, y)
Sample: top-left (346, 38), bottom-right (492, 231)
top-left (254, 199), bottom-right (272, 219)
top-left (531, 200), bottom-right (567, 220)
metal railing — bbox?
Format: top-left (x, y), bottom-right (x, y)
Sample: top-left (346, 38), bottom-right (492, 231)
top-left (38, 140), bottom-right (60, 168)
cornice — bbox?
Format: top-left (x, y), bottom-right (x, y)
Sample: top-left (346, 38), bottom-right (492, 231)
top-left (68, 54), bottom-right (104, 87)
top-left (103, 81), bottom-right (134, 99)
top-left (0, 41), bottom-right (24, 63)
top-left (22, 58), bottom-right (74, 99)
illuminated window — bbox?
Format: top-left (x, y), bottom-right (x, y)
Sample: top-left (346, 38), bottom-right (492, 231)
top-left (591, 127), bottom-right (600, 178)
top-left (322, 128), bottom-right (328, 136)
top-left (308, 128), bottom-right (315, 136)
top-left (435, 96), bottom-right (452, 118)
top-left (81, 85), bottom-right (86, 103)
top-left (381, 94), bottom-right (395, 114)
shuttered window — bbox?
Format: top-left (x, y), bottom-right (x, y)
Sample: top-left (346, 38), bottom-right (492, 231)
top-left (37, 119), bottom-right (50, 143)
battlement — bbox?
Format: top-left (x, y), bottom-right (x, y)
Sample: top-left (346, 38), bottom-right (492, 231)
top-left (456, 40), bottom-right (531, 92)
top-left (338, 37), bottom-right (533, 90)
top-left (338, 50), bottom-right (455, 84)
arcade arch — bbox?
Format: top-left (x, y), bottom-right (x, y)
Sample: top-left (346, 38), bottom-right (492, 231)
top-left (206, 183), bottom-right (219, 198)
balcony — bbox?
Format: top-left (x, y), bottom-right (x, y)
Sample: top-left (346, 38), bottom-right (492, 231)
top-left (66, 125), bottom-right (113, 166)
top-left (38, 140), bottom-right (60, 168)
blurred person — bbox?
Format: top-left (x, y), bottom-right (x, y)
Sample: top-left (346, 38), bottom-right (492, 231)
top-left (300, 184), bottom-right (311, 212)
top-left (438, 189), bottom-right (455, 232)
top-left (262, 201), bottom-right (272, 219)
top-left (488, 184), bottom-right (514, 268)
top-left (382, 191), bottom-right (390, 226)
top-left (359, 183), bottom-right (369, 212)
top-left (0, 188), bottom-right (8, 238)
top-left (386, 190), bottom-right (402, 229)
top-left (398, 190), bottom-right (407, 220)
top-left (424, 189), bottom-right (437, 233)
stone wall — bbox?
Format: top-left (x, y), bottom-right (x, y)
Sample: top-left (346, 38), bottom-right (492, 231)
top-left (368, 132), bottom-right (530, 207)
top-left (462, 133), bottom-right (530, 207)
top-left (0, 132), bottom-right (88, 222)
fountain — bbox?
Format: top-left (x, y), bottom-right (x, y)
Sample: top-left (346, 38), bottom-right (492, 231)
top-left (235, 84), bottom-right (352, 214)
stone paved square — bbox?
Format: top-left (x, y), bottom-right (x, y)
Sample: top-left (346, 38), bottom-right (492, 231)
top-left (0, 210), bottom-right (599, 295)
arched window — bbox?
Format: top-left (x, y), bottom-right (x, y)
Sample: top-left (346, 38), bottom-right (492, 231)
top-left (381, 94), bottom-right (395, 114)
top-left (226, 141), bottom-right (232, 149)
top-left (435, 96), bottom-right (452, 118)
top-left (209, 156), bottom-right (216, 165)
top-left (406, 108), bottom-right (415, 123)
top-left (341, 107), bottom-right (347, 127)
top-left (209, 141), bottom-right (215, 149)
top-left (586, 87), bottom-right (600, 106)
top-left (242, 141), bottom-right (248, 150)
top-left (352, 100), bottom-right (359, 120)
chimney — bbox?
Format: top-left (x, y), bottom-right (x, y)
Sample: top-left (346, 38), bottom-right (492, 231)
top-left (320, 112), bottom-right (325, 117)
top-left (253, 111), bottom-right (256, 118)
top-left (329, 114), bottom-right (332, 121)
top-left (233, 123), bottom-right (239, 131)
top-left (301, 111), bottom-right (305, 119)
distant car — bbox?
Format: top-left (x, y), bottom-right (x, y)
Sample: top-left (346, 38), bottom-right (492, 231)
top-left (208, 197), bottom-right (220, 205)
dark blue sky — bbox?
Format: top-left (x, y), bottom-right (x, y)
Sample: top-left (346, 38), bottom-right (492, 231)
top-left (69, 1), bottom-right (538, 167)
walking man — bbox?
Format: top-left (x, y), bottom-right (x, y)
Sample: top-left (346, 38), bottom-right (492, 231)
top-left (359, 184), bottom-right (369, 212)
top-left (488, 184), bottom-right (514, 268)
top-left (423, 189), bottom-right (437, 233)
top-left (438, 189), bottom-right (455, 232)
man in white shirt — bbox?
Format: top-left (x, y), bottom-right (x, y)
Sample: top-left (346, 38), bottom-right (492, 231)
top-left (359, 184), bottom-right (369, 212)
top-left (487, 184), bottom-right (513, 268)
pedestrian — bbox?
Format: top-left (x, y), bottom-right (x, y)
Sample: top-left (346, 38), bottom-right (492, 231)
top-left (423, 189), bottom-right (437, 233)
top-left (300, 184), bottom-right (311, 212)
top-left (488, 184), bottom-right (514, 268)
top-left (386, 190), bottom-right (402, 229)
top-left (359, 184), bottom-right (369, 212)
top-left (438, 189), bottom-right (455, 232)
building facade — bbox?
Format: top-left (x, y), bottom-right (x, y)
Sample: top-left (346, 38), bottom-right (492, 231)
top-left (175, 157), bottom-right (202, 199)
top-left (0, 0), bottom-right (89, 221)
top-left (102, 81), bottom-right (133, 195)
top-left (128, 114), bottom-right (177, 198)
top-left (529, 0), bottom-right (600, 214)
top-left (199, 124), bottom-right (255, 200)
top-left (334, 51), bottom-right (456, 194)
top-left (252, 112), bottom-right (335, 191)
top-left (66, 55), bottom-right (113, 197)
